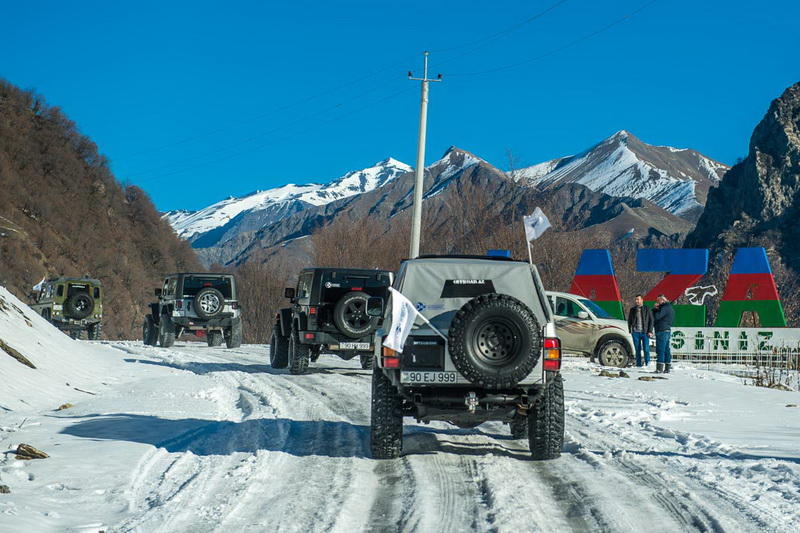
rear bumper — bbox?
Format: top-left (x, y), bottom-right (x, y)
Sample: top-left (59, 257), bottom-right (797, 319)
top-left (173, 315), bottom-right (238, 329)
top-left (298, 330), bottom-right (373, 351)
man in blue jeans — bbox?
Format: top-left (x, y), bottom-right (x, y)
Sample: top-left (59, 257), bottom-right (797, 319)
top-left (627, 294), bottom-right (654, 367)
top-left (653, 294), bottom-right (676, 373)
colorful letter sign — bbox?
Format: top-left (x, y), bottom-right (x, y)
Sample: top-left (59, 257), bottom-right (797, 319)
top-left (568, 249), bottom-right (624, 319)
top-left (636, 248), bottom-right (708, 327)
top-left (715, 247), bottom-right (786, 327)
top-left (568, 246), bottom-right (788, 328)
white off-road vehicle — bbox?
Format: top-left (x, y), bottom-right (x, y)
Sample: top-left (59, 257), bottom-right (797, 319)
top-left (371, 255), bottom-right (564, 460)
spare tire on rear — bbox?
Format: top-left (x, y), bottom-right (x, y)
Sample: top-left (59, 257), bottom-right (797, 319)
top-left (448, 293), bottom-right (542, 389)
top-left (334, 291), bottom-right (379, 339)
top-left (194, 287), bottom-right (225, 319)
top-left (65, 293), bottom-right (94, 320)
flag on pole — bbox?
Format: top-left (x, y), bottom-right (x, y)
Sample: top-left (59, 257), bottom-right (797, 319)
top-left (32, 276), bottom-right (46, 292)
top-left (384, 287), bottom-right (420, 352)
top-left (523, 207), bottom-right (551, 241)
top-left (384, 287), bottom-right (447, 352)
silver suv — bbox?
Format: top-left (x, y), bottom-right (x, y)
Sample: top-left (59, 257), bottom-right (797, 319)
top-left (547, 291), bottom-right (634, 367)
top-left (143, 273), bottom-right (242, 349)
top-left (371, 255), bottom-right (564, 460)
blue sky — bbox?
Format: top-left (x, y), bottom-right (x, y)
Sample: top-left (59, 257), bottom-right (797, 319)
top-left (2, 0), bottom-right (798, 211)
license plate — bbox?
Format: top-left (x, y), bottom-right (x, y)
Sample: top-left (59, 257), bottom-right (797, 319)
top-left (337, 342), bottom-right (371, 350)
top-left (401, 371), bottom-right (458, 384)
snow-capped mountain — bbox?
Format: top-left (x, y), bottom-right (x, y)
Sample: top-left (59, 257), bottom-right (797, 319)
top-left (511, 131), bottom-right (729, 221)
top-left (163, 157), bottom-right (411, 242)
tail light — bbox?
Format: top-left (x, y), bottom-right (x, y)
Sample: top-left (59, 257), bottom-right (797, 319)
top-left (304, 333), bottom-right (315, 340)
top-left (175, 300), bottom-right (183, 310)
top-left (382, 346), bottom-right (400, 368)
top-left (543, 337), bottom-right (561, 371)
top-left (352, 287), bottom-right (363, 291)
top-left (309, 306), bottom-right (317, 315)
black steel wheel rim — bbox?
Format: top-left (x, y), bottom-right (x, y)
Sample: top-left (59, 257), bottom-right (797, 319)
top-left (344, 299), bottom-right (369, 329)
top-left (471, 318), bottom-right (521, 366)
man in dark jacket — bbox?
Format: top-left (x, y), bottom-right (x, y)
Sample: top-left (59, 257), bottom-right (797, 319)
top-left (627, 294), bottom-right (654, 367)
top-left (652, 294), bottom-right (676, 373)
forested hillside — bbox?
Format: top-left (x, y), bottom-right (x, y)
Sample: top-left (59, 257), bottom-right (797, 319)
top-left (0, 79), bottom-right (200, 338)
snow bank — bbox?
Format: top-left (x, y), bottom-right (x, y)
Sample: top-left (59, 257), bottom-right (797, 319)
top-left (0, 286), bottom-right (116, 413)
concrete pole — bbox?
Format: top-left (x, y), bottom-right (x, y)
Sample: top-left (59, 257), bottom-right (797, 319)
top-left (408, 51), bottom-right (441, 258)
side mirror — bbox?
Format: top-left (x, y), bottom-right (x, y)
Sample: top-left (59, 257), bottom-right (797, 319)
top-left (367, 297), bottom-right (384, 317)
top-left (284, 287), bottom-right (296, 299)
top-left (154, 288), bottom-right (162, 297)
top-left (577, 311), bottom-right (589, 320)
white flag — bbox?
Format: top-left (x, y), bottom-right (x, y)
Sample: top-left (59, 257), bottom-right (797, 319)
top-left (523, 207), bottom-right (551, 241)
top-left (32, 276), bottom-right (46, 292)
top-left (384, 287), bottom-right (419, 353)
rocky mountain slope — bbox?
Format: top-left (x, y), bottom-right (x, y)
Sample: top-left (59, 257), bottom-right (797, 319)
top-left (685, 81), bottom-right (800, 323)
top-left (230, 146), bottom-right (693, 268)
top-left (163, 158), bottom-right (411, 260)
top-left (511, 130), bottom-right (728, 222)
top-left (0, 79), bottom-right (200, 339)
top-left (166, 131), bottom-right (724, 267)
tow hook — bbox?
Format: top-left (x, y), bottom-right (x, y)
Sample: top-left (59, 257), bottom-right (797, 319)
top-left (465, 391), bottom-right (478, 413)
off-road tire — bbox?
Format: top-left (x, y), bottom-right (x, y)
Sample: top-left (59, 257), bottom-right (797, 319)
top-left (360, 353), bottom-right (373, 370)
top-left (65, 293), bottom-right (94, 320)
top-left (310, 345), bottom-right (321, 362)
top-left (270, 329), bottom-right (289, 368)
top-left (143, 316), bottom-right (158, 346)
top-left (224, 320), bottom-right (242, 349)
top-left (449, 293), bottom-right (542, 389)
top-left (597, 338), bottom-right (631, 368)
top-left (158, 315), bottom-right (176, 348)
top-left (288, 326), bottom-right (310, 375)
top-left (87, 323), bottom-right (102, 341)
top-left (334, 291), bottom-right (379, 339)
top-left (194, 287), bottom-right (225, 320)
top-left (370, 369), bottom-right (403, 459)
top-left (510, 414), bottom-right (528, 439)
top-left (69, 330), bottom-right (82, 340)
top-left (528, 373), bottom-right (565, 460)
top-left (207, 330), bottom-right (223, 347)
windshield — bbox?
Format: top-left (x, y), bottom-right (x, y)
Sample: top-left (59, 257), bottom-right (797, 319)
top-left (182, 276), bottom-right (233, 299)
top-left (579, 298), bottom-right (612, 319)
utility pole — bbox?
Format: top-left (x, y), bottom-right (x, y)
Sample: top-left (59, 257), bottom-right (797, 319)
top-left (408, 51), bottom-right (442, 258)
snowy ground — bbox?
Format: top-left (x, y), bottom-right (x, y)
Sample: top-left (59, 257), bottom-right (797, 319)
top-left (2, 290), bottom-right (799, 532)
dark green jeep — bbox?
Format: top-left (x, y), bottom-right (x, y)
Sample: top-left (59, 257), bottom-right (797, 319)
top-left (30, 277), bottom-right (103, 339)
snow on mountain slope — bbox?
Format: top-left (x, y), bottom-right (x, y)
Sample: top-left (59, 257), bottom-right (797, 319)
top-left (512, 131), bottom-right (729, 219)
top-left (164, 158), bottom-right (410, 240)
top-left (0, 287), bottom-right (119, 412)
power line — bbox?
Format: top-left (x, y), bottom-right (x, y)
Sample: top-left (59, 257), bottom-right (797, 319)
top-left (430, 0), bottom-right (570, 54)
top-left (126, 75), bottom-right (409, 179)
top-left (124, 55), bottom-right (418, 159)
top-left (447, 0), bottom-right (658, 77)
top-left (126, 86), bottom-right (415, 184)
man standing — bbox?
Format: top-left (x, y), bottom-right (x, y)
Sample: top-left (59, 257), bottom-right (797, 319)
top-left (627, 294), bottom-right (654, 367)
top-left (653, 294), bottom-right (675, 373)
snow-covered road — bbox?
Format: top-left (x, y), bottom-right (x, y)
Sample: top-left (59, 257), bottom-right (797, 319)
top-left (2, 340), bottom-right (799, 532)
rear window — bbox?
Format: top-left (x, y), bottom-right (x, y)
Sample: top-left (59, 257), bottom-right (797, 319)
top-left (182, 276), bottom-right (233, 299)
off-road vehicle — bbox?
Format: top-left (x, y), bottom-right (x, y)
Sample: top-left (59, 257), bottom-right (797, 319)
top-left (143, 273), bottom-right (242, 349)
top-left (270, 268), bottom-right (392, 374)
top-left (30, 277), bottom-right (103, 339)
top-left (371, 255), bottom-right (564, 460)
top-left (547, 291), bottom-right (634, 367)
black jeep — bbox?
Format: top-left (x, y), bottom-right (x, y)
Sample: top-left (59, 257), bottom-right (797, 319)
top-left (143, 273), bottom-right (243, 349)
top-left (270, 268), bottom-right (391, 374)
